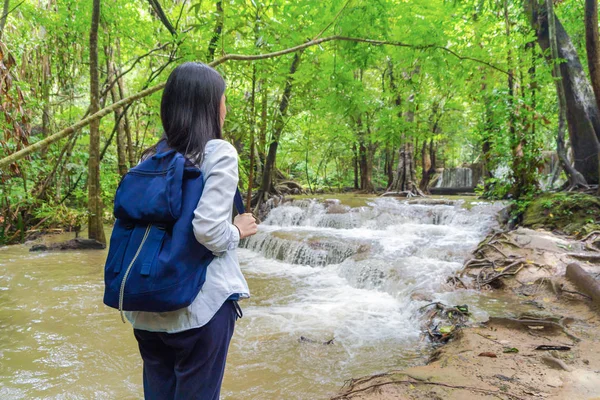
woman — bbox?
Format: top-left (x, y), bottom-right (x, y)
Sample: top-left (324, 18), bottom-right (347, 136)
top-left (124, 62), bottom-right (258, 400)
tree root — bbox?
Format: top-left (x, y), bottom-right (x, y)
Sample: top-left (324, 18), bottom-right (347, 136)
top-left (567, 253), bottom-right (600, 262)
top-left (541, 355), bottom-right (573, 372)
top-left (380, 190), bottom-right (425, 198)
top-left (332, 378), bottom-right (527, 400)
top-left (475, 258), bottom-right (525, 289)
top-left (581, 231), bottom-right (600, 242)
top-left (478, 243), bottom-right (509, 258)
top-left (487, 317), bottom-right (580, 343)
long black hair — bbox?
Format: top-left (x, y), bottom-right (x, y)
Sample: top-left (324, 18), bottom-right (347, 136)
top-left (142, 62), bottom-right (226, 163)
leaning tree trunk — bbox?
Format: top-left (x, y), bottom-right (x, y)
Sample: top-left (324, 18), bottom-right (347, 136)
top-left (585, 0), bottom-right (600, 113)
top-left (525, 0), bottom-right (600, 184)
top-left (255, 52), bottom-right (302, 211)
top-left (546, 0), bottom-right (588, 188)
top-left (87, 0), bottom-right (106, 244)
top-left (585, 0), bottom-right (600, 194)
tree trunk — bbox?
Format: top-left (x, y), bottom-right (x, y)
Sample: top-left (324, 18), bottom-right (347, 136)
top-left (388, 141), bottom-right (421, 196)
top-left (87, 0), bottom-right (106, 244)
top-left (389, 107), bottom-right (421, 195)
top-left (115, 39), bottom-right (136, 167)
top-left (386, 61), bottom-right (422, 196)
top-left (353, 142), bottom-right (359, 190)
top-left (385, 146), bottom-right (394, 188)
top-left (0, 0), bottom-right (9, 40)
top-left (356, 115), bottom-right (375, 193)
top-left (525, 0), bottom-right (600, 184)
top-left (585, 0), bottom-right (600, 113)
top-left (246, 65), bottom-right (257, 208)
top-left (584, 0), bottom-right (600, 194)
top-left (546, 0), bottom-right (588, 188)
top-left (255, 52), bottom-right (302, 210)
top-left (40, 53), bottom-right (51, 158)
top-left (358, 141), bottom-right (374, 192)
top-left (207, 1), bottom-right (223, 61)
top-left (419, 139), bottom-right (436, 193)
top-left (109, 64), bottom-right (129, 176)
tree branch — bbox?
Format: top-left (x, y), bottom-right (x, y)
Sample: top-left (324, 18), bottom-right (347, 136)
top-left (0, 35), bottom-right (508, 168)
top-left (312, 0), bottom-right (352, 41)
top-left (100, 41), bottom-right (172, 99)
top-left (147, 0), bottom-right (177, 36)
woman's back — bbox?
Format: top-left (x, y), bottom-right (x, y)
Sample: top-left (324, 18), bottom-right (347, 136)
top-left (124, 139), bottom-right (250, 333)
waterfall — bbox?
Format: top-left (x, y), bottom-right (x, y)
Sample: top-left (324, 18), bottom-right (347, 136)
top-left (434, 167), bottom-right (473, 188)
top-left (241, 197), bottom-right (504, 299)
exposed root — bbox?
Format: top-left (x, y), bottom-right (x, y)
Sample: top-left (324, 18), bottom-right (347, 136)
top-left (479, 243), bottom-right (509, 258)
top-left (487, 316), bottom-right (580, 343)
top-left (581, 231), bottom-right (600, 242)
top-left (380, 189), bottom-right (426, 198)
top-left (331, 378), bottom-right (527, 400)
top-left (541, 355), bottom-right (573, 372)
top-left (567, 253), bottom-right (600, 262)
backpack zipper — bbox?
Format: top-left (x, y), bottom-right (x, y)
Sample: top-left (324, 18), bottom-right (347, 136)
top-left (119, 224), bottom-right (152, 323)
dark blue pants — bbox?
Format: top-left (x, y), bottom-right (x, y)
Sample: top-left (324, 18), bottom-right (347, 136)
top-left (133, 301), bottom-right (238, 400)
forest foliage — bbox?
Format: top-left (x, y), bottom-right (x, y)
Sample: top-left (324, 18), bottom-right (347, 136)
top-left (0, 0), bottom-right (599, 244)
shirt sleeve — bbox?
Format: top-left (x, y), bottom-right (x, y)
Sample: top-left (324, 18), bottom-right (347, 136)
top-left (192, 141), bottom-right (241, 256)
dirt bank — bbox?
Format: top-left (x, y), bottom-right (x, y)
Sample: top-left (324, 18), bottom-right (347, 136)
top-left (333, 227), bottom-right (600, 400)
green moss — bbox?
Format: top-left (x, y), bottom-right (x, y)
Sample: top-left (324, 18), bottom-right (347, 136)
top-left (522, 192), bottom-right (600, 237)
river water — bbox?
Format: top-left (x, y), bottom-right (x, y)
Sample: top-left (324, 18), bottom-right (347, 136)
top-left (0, 196), bottom-right (506, 399)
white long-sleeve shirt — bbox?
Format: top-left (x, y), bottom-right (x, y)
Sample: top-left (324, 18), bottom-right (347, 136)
top-left (124, 139), bottom-right (250, 333)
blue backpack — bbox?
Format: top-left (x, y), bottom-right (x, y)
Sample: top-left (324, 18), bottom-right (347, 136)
top-left (103, 142), bottom-right (244, 318)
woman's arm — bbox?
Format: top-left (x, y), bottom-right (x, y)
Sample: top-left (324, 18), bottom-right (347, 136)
top-left (192, 141), bottom-right (241, 255)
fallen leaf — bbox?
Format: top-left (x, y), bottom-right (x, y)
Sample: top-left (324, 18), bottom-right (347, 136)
top-left (478, 352), bottom-right (497, 358)
top-left (439, 326), bottom-right (454, 334)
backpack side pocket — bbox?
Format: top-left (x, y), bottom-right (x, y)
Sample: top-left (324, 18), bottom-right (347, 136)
top-left (105, 220), bottom-right (135, 275)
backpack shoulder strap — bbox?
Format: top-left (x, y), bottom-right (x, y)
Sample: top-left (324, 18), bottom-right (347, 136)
top-left (233, 189), bottom-right (245, 214)
top-left (154, 139), bottom-right (245, 214)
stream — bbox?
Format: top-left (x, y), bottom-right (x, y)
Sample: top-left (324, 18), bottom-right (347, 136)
top-left (0, 196), bottom-right (507, 399)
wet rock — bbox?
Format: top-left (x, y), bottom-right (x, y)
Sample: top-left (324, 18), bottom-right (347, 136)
top-left (298, 336), bottom-right (334, 345)
top-left (30, 238), bottom-right (106, 252)
top-left (410, 291), bottom-right (433, 302)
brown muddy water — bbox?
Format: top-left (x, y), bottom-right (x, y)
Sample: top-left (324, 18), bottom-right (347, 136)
top-left (0, 196), bottom-right (509, 399)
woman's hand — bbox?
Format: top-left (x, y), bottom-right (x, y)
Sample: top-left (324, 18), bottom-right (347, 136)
top-left (234, 213), bottom-right (258, 239)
